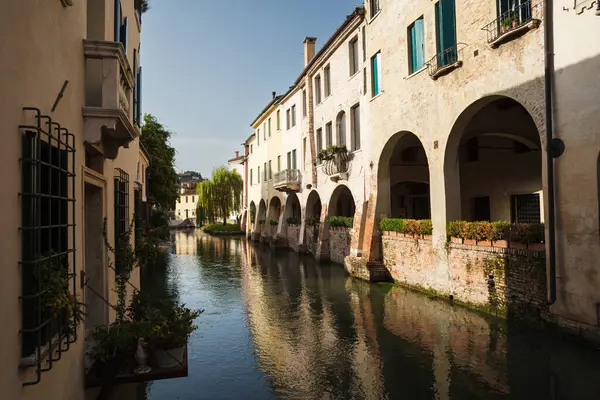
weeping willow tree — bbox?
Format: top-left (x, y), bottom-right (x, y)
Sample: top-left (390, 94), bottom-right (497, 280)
top-left (197, 167), bottom-right (243, 225)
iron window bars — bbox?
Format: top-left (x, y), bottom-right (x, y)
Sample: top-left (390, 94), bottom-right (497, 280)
top-left (134, 184), bottom-right (143, 251)
top-left (482, 0), bottom-right (542, 44)
top-left (19, 107), bottom-right (77, 386)
top-left (114, 168), bottom-right (130, 274)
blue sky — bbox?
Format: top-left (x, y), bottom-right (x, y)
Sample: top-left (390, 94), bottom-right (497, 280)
top-left (141, 0), bottom-right (360, 178)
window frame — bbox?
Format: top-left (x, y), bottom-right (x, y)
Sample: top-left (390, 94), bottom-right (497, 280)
top-left (315, 74), bottom-right (322, 104)
top-left (371, 51), bottom-right (382, 97)
top-left (349, 36), bottom-right (359, 76)
top-left (324, 64), bottom-right (331, 97)
top-left (351, 104), bottom-right (361, 151)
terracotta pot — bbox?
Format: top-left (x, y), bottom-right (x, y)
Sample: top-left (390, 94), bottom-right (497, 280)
top-left (450, 237), bottom-right (462, 244)
top-left (423, 235), bottom-right (432, 240)
top-left (510, 241), bottom-right (527, 249)
top-left (477, 240), bottom-right (492, 247)
top-left (493, 240), bottom-right (508, 248)
top-left (464, 239), bottom-right (477, 245)
top-left (153, 346), bottom-right (185, 369)
top-left (512, 19), bottom-right (518, 28)
top-left (528, 242), bottom-right (545, 251)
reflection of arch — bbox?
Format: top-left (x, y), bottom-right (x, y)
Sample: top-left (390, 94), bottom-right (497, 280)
top-left (305, 190), bottom-right (322, 220)
top-left (328, 184), bottom-right (356, 217)
top-left (283, 193), bottom-right (301, 221)
top-left (336, 111), bottom-right (346, 146)
top-left (249, 201), bottom-right (257, 223)
top-left (267, 196), bottom-right (282, 223)
top-left (255, 199), bottom-right (267, 234)
top-left (443, 95), bottom-right (543, 223)
top-left (377, 131), bottom-right (430, 219)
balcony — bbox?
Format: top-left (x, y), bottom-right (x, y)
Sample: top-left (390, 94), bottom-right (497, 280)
top-left (482, 0), bottom-right (542, 49)
top-left (320, 148), bottom-right (350, 182)
top-left (426, 43), bottom-right (466, 80)
top-left (83, 40), bottom-right (139, 160)
top-left (273, 169), bottom-right (301, 192)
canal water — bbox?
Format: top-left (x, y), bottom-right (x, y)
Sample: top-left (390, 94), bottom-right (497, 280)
top-left (105, 230), bottom-right (600, 400)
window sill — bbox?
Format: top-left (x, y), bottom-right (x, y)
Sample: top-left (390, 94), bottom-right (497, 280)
top-left (20, 333), bottom-right (66, 368)
top-left (369, 10), bottom-right (382, 24)
top-left (405, 66), bottom-right (427, 80)
top-left (350, 149), bottom-right (362, 155)
top-left (370, 91), bottom-right (385, 102)
top-left (349, 70), bottom-right (361, 81)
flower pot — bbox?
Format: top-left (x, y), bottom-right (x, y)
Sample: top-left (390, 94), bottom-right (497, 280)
top-left (450, 237), bottom-right (462, 244)
top-left (464, 239), bottom-right (477, 245)
top-left (493, 240), bottom-right (508, 248)
top-left (153, 346), bottom-right (185, 369)
top-left (512, 19), bottom-right (518, 28)
top-left (423, 235), bottom-right (432, 240)
top-left (477, 240), bottom-right (492, 247)
top-left (528, 242), bottom-right (545, 251)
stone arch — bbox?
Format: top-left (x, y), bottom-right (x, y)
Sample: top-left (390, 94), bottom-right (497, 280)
top-left (443, 95), bottom-right (543, 224)
top-left (255, 199), bottom-right (267, 234)
top-left (305, 190), bottom-right (323, 222)
top-left (376, 131), bottom-right (431, 220)
top-left (267, 196), bottom-right (282, 237)
top-left (304, 190), bottom-right (323, 255)
top-left (283, 193), bottom-right (301, 224)
top-left (328, 184), bottom-right (356, 218)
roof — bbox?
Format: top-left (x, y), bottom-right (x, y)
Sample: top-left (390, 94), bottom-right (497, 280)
top-left (227, 155), bottom-right (245, 164)
top-left (243, 132), bottom-right (256, 145)
top-left (294, 6), bottom-right (365, 85)
top-left (250, 95), bottom-right (283, 128)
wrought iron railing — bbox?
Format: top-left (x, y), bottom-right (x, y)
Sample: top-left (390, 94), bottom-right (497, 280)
top-left (426, 43), bottom-right (466, 78)
top-left (19, 107), bottom-right (77, 386)
top-left (114, 168), bottom-right (130, 274)
top-left (273, 169), bottom-right (301, 187)
top-left (482, 0), bottom-right (542, 44)
top-left (322, 152), bottom-right (349, 176)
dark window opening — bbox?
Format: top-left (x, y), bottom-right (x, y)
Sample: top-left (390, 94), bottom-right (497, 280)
top-left (473, 196), bottom-right (491, 221)
top-left (511, 193), bottom-right (541, 224)
top-left (114, 168), bottom-right (130, 274)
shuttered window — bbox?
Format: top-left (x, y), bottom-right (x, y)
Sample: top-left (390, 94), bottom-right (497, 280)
top-left (408, 17), bottom-right (425, 74)
top-left (371, 52), bottom-right (382, 96)
top-left (435, 0), bottom-right (457, 67)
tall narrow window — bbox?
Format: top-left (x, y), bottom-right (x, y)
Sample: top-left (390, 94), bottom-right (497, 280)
top-left (250, 169), bottom-right (253, 185)
top-left (268, 160), bottom-right (272, 180)
top-left (277, 155), bottom-right (281, 171)
top-left (257, 129), bottom-right (260, 145)
top-left (408, 17), bottom-right (425, 73)
top-left (303, 138), bottom-right (307, 165)
top-left (277, 110), bottom-right (281, 130)
top-left (263, 162), bottom-right (267, 181)
top-left (287, 152), bottom-right (291, 169)
top-left (286, 109), bottom-right (291, 130)
top-left (291, 105), bottom-right (296, 127)
top-left (362, 27), bottom-right (366, 62)
top-left (435, 0), bottom-right (457, 67)
top-left (324, 65), bottom-right (331, 97)
top-left (302, 90), bottom-right (307, 117)
top-left (315, 75), bottom-right (322, 104)
top-left (370, 0), bottom-right (380, 17)
top-left (336, 111), bottom-right (346, 146)
top-left (349, 37), bottom-right (359, 76)
top-left (326, 122), bottom-right (333, 148)
top-left (511, 194), bottom-right (541, 224)
top-left (258, 166), bottom-right (261, 183)
top-left (263, 122), bottom-right (266, 140)
top-left (268, 118), bottom-right (272, 136)
top-left (316, 128), bottom-right (323, 153)
top-left (351, 104), bottom-right (361, 151)
top-left (292, 149), bottom-right (297, 169)
top-left (371, 52), bottom-right (382, 96)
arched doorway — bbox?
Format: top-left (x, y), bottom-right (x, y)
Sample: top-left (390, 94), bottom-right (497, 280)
top-left (267, 196), bottom-right (282, 237)
top-left (444, 96), bottom-right (543, 223)
top-left (328, 185), bottom-right (356, 218)
top-left (283, 193), bottom-right (301, 250)
top-left (327, 185), bottom-right (356, 264)
top-left (304, 190), bottom-right (322, 255)
top-left (256, 199), bottom-right (267, 235)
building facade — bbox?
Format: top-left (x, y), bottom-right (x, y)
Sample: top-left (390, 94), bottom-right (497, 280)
top-left (0, 1), bottom-right (151, 398)
top-left (238, 1), bottom-right (600, 342)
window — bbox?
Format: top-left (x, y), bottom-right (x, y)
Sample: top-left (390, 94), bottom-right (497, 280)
top-left (349, 37), bottom-right (359, 75)
top-left (257, 129), bottom-right (260, 145)
top-left (315, 75), bottom-right (322, 104)
top-left (291, 105), bottom-right (296, 127)
top-left (277, 155), bottom-right (281, 171)
top-left (336, 111), bottom-right (346, 146)
top-left (250, 169), bottom-right (253, 185)
top-left (324, 65), bottom-right (331, 97)
top-left (20, 121), bottom-right (76, 362)
top-left (277, 110), bottom-right (281, 130)
top-left (263, 162), bottom-right (267, 181)
top-left (286, 109), bottom-right (291, 130)
top-left (511, 194), bottom-right (541, 224)
top-left (326, 122), bottom-right (333, 147)
top-left (263, 122), bottom-right (266, 140)
top-left (258, 166), bottom-right (261, 183)
top-left (371, 52), bottom-right (382, 96)
top-left (186, 196), bottom-right (188, 203)
top-left (363, 68), bottom-right (367, 95)
top-left (362, 27), bottom-right (366, 62)
top-left (250, 144), bottom-right (253, 154)
top-left (287, 152), bottom-right (291, 169)
top-left (268, 118), bottom-right (272, 137)
top-left (268, 160), bottom-right (272, 180)
top-left (302, 90), bottom-right (307, 117)
top-left (408, 17), bottom-right (425, 73)
top-left (316, 128), bottom-right (323, 153)
top-left (435, 0), bottom-right (457, 67)
top-left (192, 196), bottom-right (195, 203)
top-left (292, 149), bottom-right (297, 169)
top-left (303, 138), bottom-right (307, 165)
top-left (351, 104), bottom-right (361, 151)
top-left (370, 0), bottom-right (380, 17)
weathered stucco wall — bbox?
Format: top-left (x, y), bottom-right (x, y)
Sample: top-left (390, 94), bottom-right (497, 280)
top-left (305, 225), bottom-right (318, 255)
top-left (286, 225), bottom-right (300, 252)
top-left (329, 227), bottom-right (351, 265)
top-left (382, 235), bottom-right (547, 320)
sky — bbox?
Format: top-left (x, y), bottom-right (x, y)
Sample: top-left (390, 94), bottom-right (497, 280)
top-left (141, 0), bottom-right (360, 178)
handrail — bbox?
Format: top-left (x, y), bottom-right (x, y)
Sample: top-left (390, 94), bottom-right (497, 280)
top-left (481, 0), bottom-right (542, 44)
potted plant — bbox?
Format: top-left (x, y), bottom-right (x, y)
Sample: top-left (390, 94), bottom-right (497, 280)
top-left (90, 322), bottom-right (147, 378)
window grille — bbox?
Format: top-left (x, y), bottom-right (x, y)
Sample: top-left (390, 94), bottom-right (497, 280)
top-left (19, 108), bottom-right (77, 386)
top-left (511, 193), bottom-right (541, 224)
top-left (134, 185), bottom-right (143, 251)
top-left (114, 168), bottom-right (130, 274)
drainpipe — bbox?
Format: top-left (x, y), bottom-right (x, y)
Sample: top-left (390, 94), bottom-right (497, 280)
top-left (544, 0), bottom-right (560, 305)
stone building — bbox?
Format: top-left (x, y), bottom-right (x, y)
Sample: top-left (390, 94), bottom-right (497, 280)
top-left (239, 1), bottom-right (600, 342)
top-left (0, 1), bottom-right (156, 398)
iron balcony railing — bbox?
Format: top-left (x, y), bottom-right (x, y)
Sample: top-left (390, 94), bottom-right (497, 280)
top-left (322, 152), bottom-right (349, 176)
top-left (273, 169), bottom-right (301, 187)
top-left (482, 0), bottom-right (542, 44)
top-left (426, 43), bottom-right (466, 79)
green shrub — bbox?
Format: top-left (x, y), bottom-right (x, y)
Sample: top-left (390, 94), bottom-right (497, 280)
top-left (419, 219), bottom-right (433, 235)
top-left (379, 218), bottom-right (406, 233)
top-left (202, 223), bottom-right (242, 233)
top-left (446, 220), bottom-right (546, 244)
top-left (404, 219), bottom-right (421, 236)
top-left (328, 216), bottom-right (353, 228)
top-left (526, 223), bottom-right (545, 243)
top-left (447, 220), bottom-right (467, 239)
top-left (305, 216), bottom-right (316, 226)
top-left (464, 221), bottom-right (493, 241)
top-left (286, 217), bottom-right (301, 225)
top-left (491, 221), bottom-right (511, 241)
top-left (269, 219), bottom-right (278, 226)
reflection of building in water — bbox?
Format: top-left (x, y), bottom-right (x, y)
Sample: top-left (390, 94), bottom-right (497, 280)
top-left (173, 231), bottom-right (198, 255)
top-left (383, 286), bottom-right (509, 396)
top-left (240, 243), bottom-right (386, 399)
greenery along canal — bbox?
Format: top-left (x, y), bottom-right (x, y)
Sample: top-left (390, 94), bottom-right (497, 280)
top-left (104, 230), bottom-right (600, 400)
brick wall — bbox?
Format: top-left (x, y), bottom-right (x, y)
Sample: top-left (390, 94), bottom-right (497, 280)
top-left (305, 225), bottom-right (318, 254)
top-left (382, 234), bottom-right (547, 320)
top-left (329, 227), bottom-right (351, 265)
top-left (287, 225), bottom-right (300, 251)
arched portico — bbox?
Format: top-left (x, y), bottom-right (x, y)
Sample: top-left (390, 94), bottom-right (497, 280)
top-left (303, 190), bottom-right (323, 255)
top-left (266, 196), bottom-right (282, 238)
top-left (283, 193), bottom-right (301, 250)
top-left (254, 199), bottom-right (267, 239)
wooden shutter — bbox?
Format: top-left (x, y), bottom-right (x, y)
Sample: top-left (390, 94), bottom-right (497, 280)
top-left (137, 67), bottom-right (142, 124)
top-left (414, 18), bottom-right (425, 70)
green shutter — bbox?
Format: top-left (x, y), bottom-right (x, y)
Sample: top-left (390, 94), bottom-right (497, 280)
top-left (414, 19), bottom-right (425, 70)
top-left (372, 53), bottom-right (380, 95)
top-left (437, 0), bottom-right (457, 66)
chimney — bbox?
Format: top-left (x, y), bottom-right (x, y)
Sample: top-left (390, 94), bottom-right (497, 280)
top-left (272, 91), bottom-right (276, 99)
top-left (303, 37), bottom-right (317, 67)
top-left (235, 151), bottom-right (239, 158)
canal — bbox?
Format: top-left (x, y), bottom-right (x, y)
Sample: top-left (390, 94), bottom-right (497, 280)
top-left (104, 230), bottom-right (600, 399)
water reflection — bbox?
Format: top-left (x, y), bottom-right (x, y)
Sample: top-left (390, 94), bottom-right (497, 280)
top-left (104, 230), bottom-right (600, 400)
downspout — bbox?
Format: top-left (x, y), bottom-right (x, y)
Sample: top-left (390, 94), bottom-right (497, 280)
top-left (544, 0), bottom-right (559, 305)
